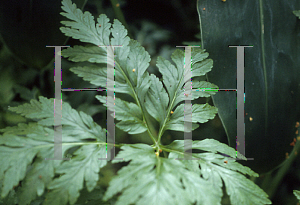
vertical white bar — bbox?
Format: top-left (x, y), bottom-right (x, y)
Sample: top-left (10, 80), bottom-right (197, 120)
top-left (46, 46), bottom-right (70, 161)
top-left (229, 45), bottom-right (253, 158)
top-left (184, 46), bottom-right (192, 159)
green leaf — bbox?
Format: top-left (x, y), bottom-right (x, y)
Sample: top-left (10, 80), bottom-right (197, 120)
top-left (0, 97), bottom-right (107, 205)
top-left (105, 141), bottom-right (271, 205)
top-left (0, 179), bottom-right (18, 205)
top-left (190, 48), bottom-right (214, 77)
top-left (96, 95), bottom-right (147, 134)
top-left (110, 19), bottom-right (130, 61)
top-left (155, 54), bottom-right (180, 106)
top-left (8, 96), bottom-right (54, 125)
top-left (104, 144), bottom-right (218, 205)
top-left (0, 124), bottom-right (62, 202)
top-left (13, 84), bottom-right (38, 101)
top-left (169, 148), bottom-right (271, 204)
top-left (61, 3), bottom-right (152, 136)
top-left (221, 169), bottom-right (271, 205)
top-left (60, 1), bottom-right (111, 46)
top-left (170, 81), bottom-right (218, 112)
top-left (165, 103), bottom-right (218, 132)
top-left (197, 0), bottom-right (300, 174)
top-left (0, 0), bottom-right (273, 205)
top-left (61, 45), bottom-right (108, 64)
top-left (144, 48), bottom-right (217, 137)
top-left (294, 190), bottom-right (300, 201)
top-left (293, 10), bottom-right (300, 19)
top-left (165, 138), bottom-right (247, 161)
top-left (44, 145), bottom-right (107, 205)
top-left (144, 74), bottom-right (169, 124)
top-left (155, 48), bottom-right (214, 110)
top-left (191, 81), bottom-right (219, 97)
top-left (60, 0), bottom-right (218, 145)
top-left (7, 96), bottom-right (106, 141)
top-left (126, 40), bottom-right (151, 103)
top-left (69, 65), bottom-right (106, 86)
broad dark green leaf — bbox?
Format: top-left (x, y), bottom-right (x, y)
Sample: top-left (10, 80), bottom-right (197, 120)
top-left (197, 0), bottom-right (300, 173)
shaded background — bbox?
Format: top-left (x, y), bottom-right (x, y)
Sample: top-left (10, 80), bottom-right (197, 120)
top-left (0, 0), bottom-right (299, 204)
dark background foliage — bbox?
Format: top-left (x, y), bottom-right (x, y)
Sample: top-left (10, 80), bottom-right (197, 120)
top-left (0, 0), bottom-right (299, 204)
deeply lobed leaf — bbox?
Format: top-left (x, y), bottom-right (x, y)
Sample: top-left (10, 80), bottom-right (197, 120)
top-left (60, 0), bottom-right (111, 46)
top-left (104, 144), bottom-right (212, 205)
top-left (0, 97), bottom-right (107, 205)
top-left (168, 141), bottom-right (271, 205)
top-left (293, 10), bottom-right (300, 19)
top-left (60, 0), bottom-right (217, 138)
top-left (0, 1), bottom-right (272, 204)
top-left (96, 95), bottom-right (147, 134)
top-left (104, 140), bottom-right (271, 205)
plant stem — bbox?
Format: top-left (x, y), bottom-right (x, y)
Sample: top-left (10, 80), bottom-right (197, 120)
top-left (156, 72), bottom-right (183, 143)
top-left (264, 138), bottom-right (300, 199)
top-left (114, 53), bottom-right (158, 146)
top-left (196, 0), bottom-right (204, 50)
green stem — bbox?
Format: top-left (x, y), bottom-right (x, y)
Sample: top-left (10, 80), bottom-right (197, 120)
top-left (258, 0), bottom-right (268, 137)
top-left (114, 57), bottom-right (158, 146)
top-left (156, 82), bottom-right (181, 143)
top-left (156, 154), bottom-right (162, 175)
top-left (160, 146), bottom-right (186, 156)
top-left (264, 139), bottom-right (300, 199)
top-left (196, 0), bottom-right (204, 50)
top-left (156, 61), bottom-right (187, 143)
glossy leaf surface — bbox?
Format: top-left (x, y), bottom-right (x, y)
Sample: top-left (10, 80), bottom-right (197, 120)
top-left (198, 0), bottom-right (300, 173)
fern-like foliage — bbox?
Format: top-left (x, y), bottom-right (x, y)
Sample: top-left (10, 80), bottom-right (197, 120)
top-left (0, 97), bottom-right (107, 205)
top-left (294, 190), bottom-right (300, 202)
top-left (0, 0), bottom-right (272, 204)
top-left (293, 10), bottom-right (300, 19)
